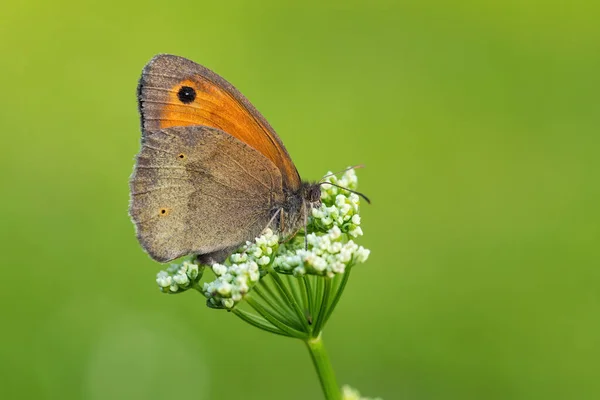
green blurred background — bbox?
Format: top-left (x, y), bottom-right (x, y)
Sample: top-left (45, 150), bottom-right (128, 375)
top-left (1, 1), bottom-right (599, 399)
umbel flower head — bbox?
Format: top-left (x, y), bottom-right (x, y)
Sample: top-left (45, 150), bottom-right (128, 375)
top-left (156, 169), bottom-right (370, 339)
top-left (156, 260), bottom-right (203, 293)
top-left (153, 169), bottom-right (380, 399)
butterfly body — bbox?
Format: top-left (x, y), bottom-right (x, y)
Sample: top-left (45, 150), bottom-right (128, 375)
top-left (279, 181), bottom-right (322, 233)
top-left (130, 54), bottom-right (320, 263)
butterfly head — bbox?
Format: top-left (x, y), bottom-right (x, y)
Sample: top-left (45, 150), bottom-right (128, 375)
top-left (304, 183), bottom-right (322, 205)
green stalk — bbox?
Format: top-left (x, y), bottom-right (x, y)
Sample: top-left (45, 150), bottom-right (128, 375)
top-left (312, 277), bottom-right (332, 336)
top-left (322, 266), bottom-right (352, 327)
top-left (268, 266), bottom-right (310, 331)
top-left (287, 275), bottom-right (305, 318)
top-left (246, 296), bottom-right (308, 339)
top-left (304, 334), bottom-right (341, 400)
top-left (313, 276), bottom-right (325, 323)
top-left (232, 308), bottom-right (289, 337)
top-left (253, 286), bottom-right (305, 331)
top-left (262, 278), bottom-right (295, 315)
top-left (298, 275), bottom-right (313, 326)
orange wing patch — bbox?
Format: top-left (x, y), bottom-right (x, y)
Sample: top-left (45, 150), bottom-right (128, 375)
top-left (138, 55), bottom-right (301, 191)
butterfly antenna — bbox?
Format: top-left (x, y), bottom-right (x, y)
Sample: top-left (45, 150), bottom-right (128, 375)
top-left (318, 182), bottom-right (371, 204)
top-left (319, 164), bottom-right (365, 183)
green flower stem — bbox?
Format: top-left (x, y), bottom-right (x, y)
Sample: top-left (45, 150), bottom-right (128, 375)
top-left (268, 266), bottom-right (310, 331)
top-left (313, 276), bottom-right (325, 322)
top-left (299, 276), bottom-right (312, 324)
top-left (232, 308), bottom-right (288, 337)
top-left (288, 275), bottom-right (306, 318)
top-left (246, 295), bottom-right (307, 339)
top-left (322, 266), bottom-right (352, 327)
top-left (261, 279), bottom-right (296, 315)
top-left (312, 277), bottom-right (332, 336)
top-left (305, 334), bottom-right (341, 400)
top-left (253, 285), bottom-right (305, 331)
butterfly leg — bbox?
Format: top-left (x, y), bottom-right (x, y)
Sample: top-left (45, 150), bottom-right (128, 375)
top-left (301, 200), bottom-right (309, 250)
top-left (265, 208), bottom-right (300, 244)
top-left (265, 207), bottom-right (283, 233)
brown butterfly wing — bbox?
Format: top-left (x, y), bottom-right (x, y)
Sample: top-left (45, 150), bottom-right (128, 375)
top-left (137, 54), bottom-right (301, 191)
top-left (129, 125), bottom-right (284, 263)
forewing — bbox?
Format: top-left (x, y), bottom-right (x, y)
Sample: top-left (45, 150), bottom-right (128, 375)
top-left (129, 125), bottom-right (284, 262)
top-left (137, 54), bottom-right (301, 190)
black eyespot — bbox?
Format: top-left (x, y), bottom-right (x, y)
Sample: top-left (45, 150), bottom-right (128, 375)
top-left (177, 86), bottom-right (196, 103)
top-left (178, 153), bottom-right (185, 159)
top-left (160, 208), bottom-right (168, 215)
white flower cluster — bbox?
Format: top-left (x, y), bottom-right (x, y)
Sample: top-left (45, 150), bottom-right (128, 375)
top-left (342, 385), bottom-right (382, 400)
top-left (273, 169), bottom-right (370, 277)
top-left (202, 229), bottom-right (279, 309)
top-left (156, 260), bottom-right (201, 293)
top-left (273, 226), bottom-right (370, 277)
top-left (311, 194), bottom-right (363, 238)
top-left (311, 169), bottom-right (362, 238)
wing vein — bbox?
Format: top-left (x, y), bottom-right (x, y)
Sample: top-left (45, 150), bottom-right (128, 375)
top-left (131, 185), bottom-right (193, 195)
top-left (227, 156), bottom-right (271, 192)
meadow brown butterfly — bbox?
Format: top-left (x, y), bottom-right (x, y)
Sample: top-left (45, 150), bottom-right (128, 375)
top-left (129, 54), bottom-right (325, 264)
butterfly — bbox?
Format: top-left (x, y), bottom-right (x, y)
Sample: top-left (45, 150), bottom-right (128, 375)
top-left (129, 54), bottom-right (327, 264)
